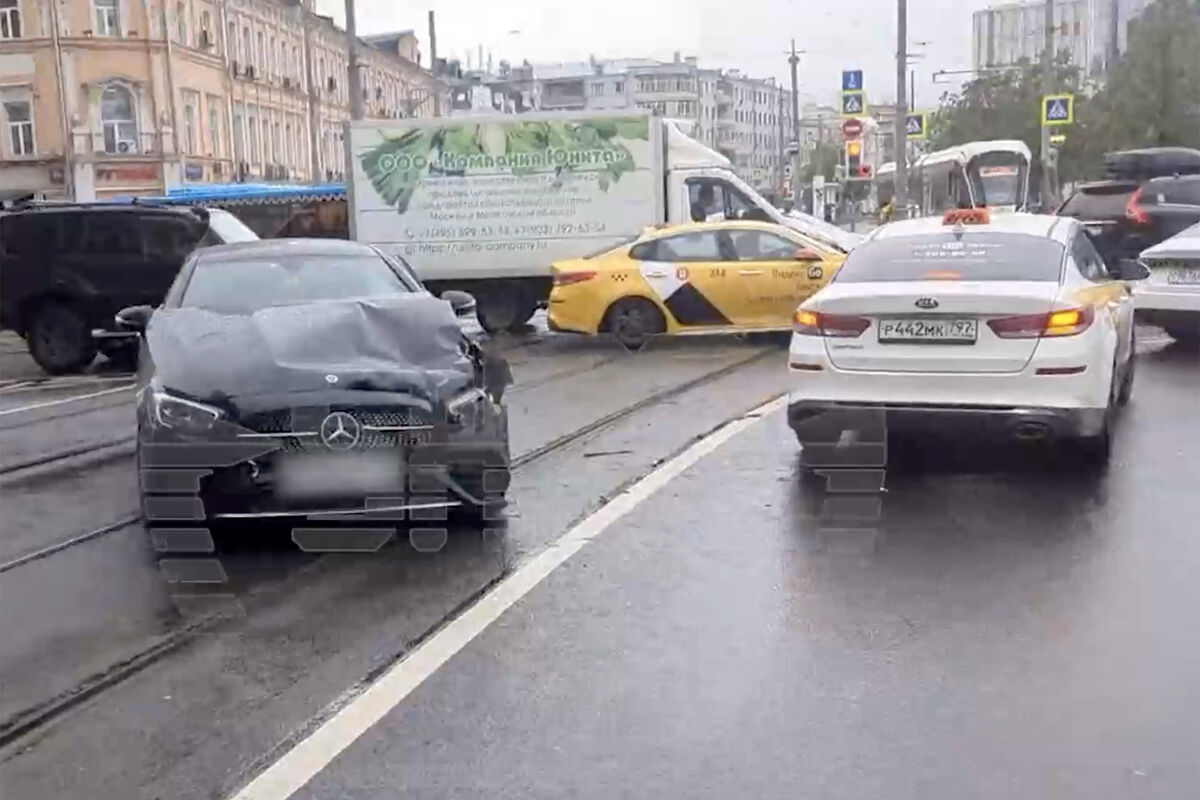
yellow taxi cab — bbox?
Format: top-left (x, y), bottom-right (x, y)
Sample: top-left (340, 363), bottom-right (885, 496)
top-left (548, 220), bottom-right (845, 348)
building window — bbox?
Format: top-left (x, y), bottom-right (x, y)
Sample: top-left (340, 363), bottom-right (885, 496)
top-left (207, 95), bottom-right (222, 157)
top-left (614, 81), bottom-right (623, 94)
top-left (256, 31), bottom-right (264, 73)
top-left (247, 114), bottom-right (259, 164)
top-left (292, 45), bottom-right (300, 84)
top-left (2, 95), bottom-right (33, 155)
top-left (269, 35), bottom-right (276, 77)
top-left (0, 0), bottom-right (20, 40)
top-left (100, 84), bottom-right (138, 153)
top-left (199, 10), bottom-right (211, 48)
top-left (227, 19), bottom-right (236, 58)
top-left (95, 0), bottom-right (121, 36)
top-left (243, 27), bottom-right (251, 70)
top-left (182, 92), bottom-right (198, 154)
top-left (232, 108), bottom-right (244, 161)
top-left (175, 2), bottom-right (187, 44)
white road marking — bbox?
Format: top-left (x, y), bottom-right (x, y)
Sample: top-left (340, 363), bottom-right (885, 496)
top-left (0, 384), bottom-right (134, 417)
top-left (229, 393), bottom-right (787, 800)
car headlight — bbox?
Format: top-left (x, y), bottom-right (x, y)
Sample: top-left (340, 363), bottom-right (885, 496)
top-left (149, 390), bottom-right (223, 434)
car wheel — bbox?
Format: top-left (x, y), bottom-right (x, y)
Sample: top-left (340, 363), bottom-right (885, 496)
top-left (27, 301), bottom-right (97, 374)
top-left (605, 297), bottom-right (665, 351)
top-left (1117, 347), bottom-right (1135, 408)
top-left (1077, 374), bottom-right (1116, 467)
top-left (1164, 321), bottom-right (1200, 346)
top-left (475, 290), bottom-right (520, 334)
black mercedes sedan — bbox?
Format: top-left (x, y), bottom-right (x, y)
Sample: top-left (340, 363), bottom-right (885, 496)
top-left (118, 239), bottom-right (512, 532)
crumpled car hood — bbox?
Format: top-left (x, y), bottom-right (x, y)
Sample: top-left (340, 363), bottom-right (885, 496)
top-left (146, 294), bottom-right (476, 405)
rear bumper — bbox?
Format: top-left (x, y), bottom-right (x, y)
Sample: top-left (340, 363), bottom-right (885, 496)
top-left (1134, 285), bottom-right (1200, 314)
top-left (787, 399), bottom-right (1107, 440)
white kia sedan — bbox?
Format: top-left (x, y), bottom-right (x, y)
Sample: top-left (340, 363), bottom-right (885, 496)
top-left (787, 209), bottom-right (1148, 464)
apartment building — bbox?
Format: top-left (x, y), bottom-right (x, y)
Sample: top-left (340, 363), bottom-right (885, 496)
top-left (972, 0), bottom-right (1155, 75)
top-left (0, 0), bottom-right (443, 200)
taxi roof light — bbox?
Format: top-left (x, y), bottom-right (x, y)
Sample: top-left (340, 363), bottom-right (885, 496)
top-left (942, 208), bottom-right (991, 226)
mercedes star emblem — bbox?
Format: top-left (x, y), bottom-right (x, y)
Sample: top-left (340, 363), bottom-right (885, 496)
top-left (915, 297), bottom-right (939, 309)
top-left (319, 411), bottom-right (361, 450)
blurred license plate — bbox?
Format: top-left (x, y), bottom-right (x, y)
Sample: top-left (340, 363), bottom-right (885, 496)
top-left (1167, 268), bottom-right (1200, 285)
top-left (275, 452), bottom-right (403, 500)
top-left (878, 318), bottom-right (978, 343)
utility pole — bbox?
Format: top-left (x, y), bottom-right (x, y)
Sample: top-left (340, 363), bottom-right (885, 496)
top-left (1108, 0), bottom-right (1120, 73)
top-left (429, 10), bottom-right (441, 116)
top-left (788, 40), bottom-right (802, 206)
top-left (1041, 0), bottom-right (1056, 209)
top-left (894, 0), bottom-right (908, 217)
top-left (345, 0), bottom-right (364, 120)
top-left (776, 90), bottom-right (785, 201)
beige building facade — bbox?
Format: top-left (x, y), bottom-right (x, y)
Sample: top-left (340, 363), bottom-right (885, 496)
top-left (0, 0), bottom-right (443, 200)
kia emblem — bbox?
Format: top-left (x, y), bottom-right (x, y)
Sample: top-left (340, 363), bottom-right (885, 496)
top-left (915, 297), bottom-right (939, 309)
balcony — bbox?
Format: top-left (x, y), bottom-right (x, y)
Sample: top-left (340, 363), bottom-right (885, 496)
top-left (73, 131), bottom-right (164, 158)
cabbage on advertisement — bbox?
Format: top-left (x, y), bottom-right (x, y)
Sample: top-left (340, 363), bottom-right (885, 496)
top-left (351, 117), bottom-right (656, 280)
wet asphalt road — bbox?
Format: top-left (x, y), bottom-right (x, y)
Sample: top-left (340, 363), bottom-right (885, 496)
top-left (0, 327), bottom-right (1197, 800)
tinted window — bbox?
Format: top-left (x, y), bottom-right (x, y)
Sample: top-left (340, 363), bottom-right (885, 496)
top-left (0, 213), bottom-right (60, 257)
top-left (1151, 177), bottom-right (1200, 206)
top-left (81, 215), bottom-right (141, 257)
top-left (143, 218), bottom-right (196, 263)
top-left (179, 253), bottom-right (411, 314)
top-left (654, 232), bottom-right (721, 262)
top-left (1072, 234), bottom-right (1111, 282)
top-left (729, 230), bottom-right (800, 260)
top-left (1058, 185), bottom-right (1136, 218)
top-left (835, 233), bottom-right (1065, 283)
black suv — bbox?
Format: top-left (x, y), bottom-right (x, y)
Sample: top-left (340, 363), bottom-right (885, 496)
top-left (1056, 147), bottom-right (1200, 267)
top-left (0, 201), bottom-right (258, 374)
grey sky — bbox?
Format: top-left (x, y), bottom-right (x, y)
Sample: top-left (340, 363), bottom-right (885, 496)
top-left (317, 0), bottom-right (995, 108)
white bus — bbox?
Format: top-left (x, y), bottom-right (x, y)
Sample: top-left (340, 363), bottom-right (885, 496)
top-left (877, 139), bottom-right (1034, 216)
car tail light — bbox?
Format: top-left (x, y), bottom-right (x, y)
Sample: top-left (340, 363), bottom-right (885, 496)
top-left (1125, 187), bottom-right (1150, 226)
top-left (987, 306), bottom-right (1094, 339)
top-left (552, 270), bottom-right (597, 287)
top-left (793, 309), bottom-right (871, 337)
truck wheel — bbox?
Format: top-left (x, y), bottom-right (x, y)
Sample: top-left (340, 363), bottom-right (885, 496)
top-left (476, 291), bottom-right (520, 334)
top-left (605, 297), bottom-right (665, 351)
top-left (27, 301), bottom-right (97, 374)
top-left (508, 297), bottom-right (540, 332)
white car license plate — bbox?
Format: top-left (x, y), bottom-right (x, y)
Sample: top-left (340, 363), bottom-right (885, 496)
top-left (878, 318), bottom-right (978, 343)
top-left (275, 451), bottom-right (404, 500)
top-left (1167, 267), bottom-right (1200, 285)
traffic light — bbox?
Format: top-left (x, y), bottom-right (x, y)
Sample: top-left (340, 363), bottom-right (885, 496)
top-left (846, 140), bottom-right (862, 177)
top-left (858, 164), bottom-right (873, 178)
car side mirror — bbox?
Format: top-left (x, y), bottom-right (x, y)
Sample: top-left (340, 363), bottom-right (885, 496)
top-left (115, 305), bottom-right (154, 333)
top-left (1116, 259), bottom-right (1150, 281)
top-left (794, 247), bottom-right (823, 262)
top-left (441, 290), bottom-right (477, 318)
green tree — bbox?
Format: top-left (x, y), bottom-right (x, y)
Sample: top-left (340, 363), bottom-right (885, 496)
top-left (801, 140), bottom-right (842, 183)
top-left (928, 0), bottom-right (1200, 183)
top-left (1072, 0), bottom-right (1200, 163)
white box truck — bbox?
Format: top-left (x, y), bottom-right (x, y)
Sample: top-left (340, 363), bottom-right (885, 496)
top-left (346, 111), bottom-right (858, 332)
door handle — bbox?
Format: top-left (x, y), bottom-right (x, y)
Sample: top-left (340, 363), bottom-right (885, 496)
top-left (739, 269), bottom-right (763, 276)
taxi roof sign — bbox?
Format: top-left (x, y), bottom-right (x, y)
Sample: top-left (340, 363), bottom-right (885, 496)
top-left (942, 208), bottom-right (991, 226)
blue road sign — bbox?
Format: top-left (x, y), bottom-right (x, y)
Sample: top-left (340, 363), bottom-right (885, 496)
top-left (840, 90), bottom-right (866, 116)
top-left (842, 70), bottom-right (863, 92)
top-left (1041, 93), bottom-right (1074, 126)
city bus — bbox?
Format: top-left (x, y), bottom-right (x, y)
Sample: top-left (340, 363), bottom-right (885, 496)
top-left (131, 182), bottom-right (350, 239)
top-left (876, 139), bottom-right (1034, 217)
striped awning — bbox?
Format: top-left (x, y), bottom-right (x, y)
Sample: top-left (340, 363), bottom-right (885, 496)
top-left (114, 182), bottom-right (347, 207)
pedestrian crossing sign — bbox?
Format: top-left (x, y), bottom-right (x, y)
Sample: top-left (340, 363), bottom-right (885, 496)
top-left (905, 112), bottom-right (927, 140)
top-left (840, 90), bottom-right (866, 117)
top-left (1042, 93), bottom-right (1074, 126)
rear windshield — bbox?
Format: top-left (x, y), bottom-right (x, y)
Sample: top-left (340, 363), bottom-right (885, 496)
top-left (834, 233), bottom-right (1064, 282)
top-left (1144, 177), bottom-right (1200, 206)
top-left (1058, 185), bottom-right (1136, 218)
